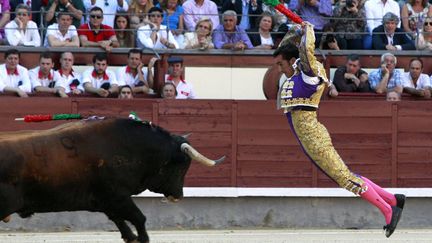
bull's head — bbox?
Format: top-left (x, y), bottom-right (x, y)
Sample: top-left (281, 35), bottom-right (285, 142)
top-left (149, 135), bottom-right (224, 202)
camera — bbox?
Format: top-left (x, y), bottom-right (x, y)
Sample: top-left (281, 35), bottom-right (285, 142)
top-left (346, 0), bottom-right (354, 8)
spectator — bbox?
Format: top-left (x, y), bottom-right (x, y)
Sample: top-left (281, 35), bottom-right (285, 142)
top-left (416, 17), bottom-right (432, 50)
top-left (160, 82), bottom-right (177, 99)
top-left (45, 0), bottom-right (85, 29)
top-left (160, 0), bottom-right (185, 44)
top-left (288, 0), bottom-right (333, 46)
top-left (10, 0), bottom-right (46, 27)
top-left (364, 0), bottom-right (400, 49)
top-left (332, 0), bottom-right (366, 50)
top-left (53, 52), bottom-right (83, 97)
top-left (318, 23), bottom-right (345, 50)
top-left (29, 52), bottom-right (60, 96)
top-left (402, 58), bottom-right (431, 99)
top-left (0, 0), bottom-right (10, 42)
top-left (372, 12), bottom-right (415, 50)
top-left (369, 53), bottom-right (403, 94)
top-left (83, 53), bottom-right (119, 97)
top-left (248, 12), bottom-right (277, 49)
top-left (116, 48), bottom-right (155, 94)
top-left (212, 10), bottom-right (253, 50)
top-left (165, 56), bottom-right (195, 99)
top-left (118, 85), bottom-right (134, 99)
top-left (0, 49), bottom-right (31, 97)
top-left (183, 17), bottom-right (214, 49)
top-left (136, 7), bottom-right (179, 49)
top-left (401, 0), bottom-right (432, 40)
top-left (333, 54), bottom-right (372, 92)
top-left (44, 11), bottom-right (80, 47)
top-left (263, 0), bottom-right (289, 33)
top-left (83, 0), bottom-right (129, 27)
top-left (128, 0), bottom-right (154, 29)
top-left (386, 90), bottom-right (401, 101)
top-left (5, 4), bottom-right (40, 47)
top-left (114, 12), bottom-right (135, 47)
top-left (78, 6), bottom-right (120, 51)
top-left (183, 0), bottom-right (220, 31)
top-left (221, 0), bottom-right (263, 30)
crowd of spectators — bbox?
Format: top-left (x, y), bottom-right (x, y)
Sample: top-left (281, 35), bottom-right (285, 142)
top-left (0, 0), bottom-right (431, 100)
top-left (0, 0), bottom-right (430, 50)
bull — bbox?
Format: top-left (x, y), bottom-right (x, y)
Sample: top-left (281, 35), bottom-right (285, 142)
top-left (0, 118), bottom-right (223, 243)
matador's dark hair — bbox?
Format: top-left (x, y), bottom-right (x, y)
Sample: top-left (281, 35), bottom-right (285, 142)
top-left (273, 44), bottom-right (299, 62)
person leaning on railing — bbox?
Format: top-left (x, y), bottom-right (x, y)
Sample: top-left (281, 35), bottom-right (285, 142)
top-left (416, 17), bottom-right (432, 50)
top-left (44, 11), bottom-right (80, 47)
top-left (247, 12), bottom-right (277, 49)
top-left (83, 0), bottom-right (129, 28)
top-left (212, 10), bottom-right (253, 50)
top-left (5, 4), bottom-right (41, 47)
top-left (114, 11), bottom-right (135, 47)
top-left (372, 12), bottom-right (415, 50)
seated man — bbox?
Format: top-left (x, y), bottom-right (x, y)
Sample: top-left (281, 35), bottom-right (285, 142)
top-left (78, 6), bottom-right (119, 51)
top-left (136, 7), bottom-right (179, 49)
top-left (118, 85), bottom-right (133, 99)
top-left (165, 56), bottom-right (195, 99)
top-left (53, 52), bottom-right (83, 98)
top-left (372, 12), bottom-right (415, 50)
top-left (333, 54), bottom-right (371, 92)
top-left (44, 11), bottom-right (79, 47)
top-left (116, 49), bottom-right (157, 94)
top-left (369, 53), bottom-right (403, 94)
top-left (83, 53), bottom-right (119, 97)
top-left (212, 10), bottom-right (253, 50)
top-left (402, 58), bottom-right (431, 99)
top-left (0, 49), bottom-right (31, 97)
top-left (5, 4), bottom-right (40, 47)
top-left (29, 52), bottom-right (59, 95)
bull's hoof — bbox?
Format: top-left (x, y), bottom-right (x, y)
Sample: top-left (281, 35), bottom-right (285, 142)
top-left (2, 215), bottom-right (11, 223)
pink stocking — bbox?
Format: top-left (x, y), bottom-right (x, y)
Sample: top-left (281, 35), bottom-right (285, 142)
top-left (360, 179), bottom-right (393, 224)
top-left (361, 176), bottom-right (397, 206)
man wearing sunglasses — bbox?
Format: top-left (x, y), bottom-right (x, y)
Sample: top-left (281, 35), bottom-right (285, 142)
top-left (45, 0), bottom-right (85, 29)
top-left (83, 0), bottom-right (128, 28)
top-left (137, 7), bottom-right (179, 49)
top-left (78, 6), bottom-right (119, 51)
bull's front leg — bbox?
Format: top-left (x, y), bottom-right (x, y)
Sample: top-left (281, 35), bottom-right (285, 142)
top-left (105, 197), bottom-right (149, 243)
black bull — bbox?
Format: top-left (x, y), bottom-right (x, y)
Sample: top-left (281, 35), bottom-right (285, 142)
top-left (0, 118), bottom-right (224, 243)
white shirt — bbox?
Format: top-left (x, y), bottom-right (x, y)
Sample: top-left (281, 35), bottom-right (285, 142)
top-left (365, 0), bottom-right (400, 33)
top-left (29, 66), bottom-right (56, 90)
top-left (5, 20), bottom-right (41, 46)
top-left (44, 23), bottom-right (78, 47)
top-left (116, 66), bottom-right (149, 87)
top-left (137, 24), bottom-right (179, 49)
top-left (53, 69), bottom-right (83, 93)
top-left (82, 68), bottom-right (118, 89)
top-left (402, 72), bottom-right (431, 89)
top-left (165, 74), bottom-right (196, 99)
top-left (0, 64), bottom-right (32, 93)
top-left (83, 0), bottom-right (128, 27)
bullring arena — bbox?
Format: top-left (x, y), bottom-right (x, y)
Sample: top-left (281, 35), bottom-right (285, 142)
top-left (1, 47), bottom-right (432, 242)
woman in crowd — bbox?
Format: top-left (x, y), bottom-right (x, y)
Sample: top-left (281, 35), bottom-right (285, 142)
top-left (332, 0), bottom-right (365, 49)
top-left (401, 0), bottom-right (432, 40)
top-left (114, 12), bottom-right (135, 47)
top-left (416, 17), bottom-right (432, 50)
top-left (248, 12), bottom-right (277, 49)
top-left (128, 0), bottom-right (155, 29)
top-left (183, 18), bottom-right (214, 49)
top-left (160, 0), bottom-right (185, 46)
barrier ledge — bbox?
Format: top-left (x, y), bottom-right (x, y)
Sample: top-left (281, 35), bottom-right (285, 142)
top-left (133, 187), bottom-right (432, 198)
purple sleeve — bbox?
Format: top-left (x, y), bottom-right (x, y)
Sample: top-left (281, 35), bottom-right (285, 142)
top-left (240, 29), bottom-right (254, 49)
top-left (212, 27), bottom-right (225, 49)
top-left (317, 0), bottom-right (333, 16)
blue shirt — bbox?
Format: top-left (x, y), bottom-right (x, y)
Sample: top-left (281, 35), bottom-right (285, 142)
top-left (369, 69), bottom-right (403, 91)
top-left (212, 25), bottom-right (254, 49)
top-left (162, 6), bottom-right (184, 30)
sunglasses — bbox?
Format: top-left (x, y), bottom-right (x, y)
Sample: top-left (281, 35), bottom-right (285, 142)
top-left (150, 14), bottom-right (162, 18)
top-left (90, 15), bottom-right (103, 19)
top-left (424, 22), bottom-right (432, 26)
top-left (198, 24), bottom-right (210, 30)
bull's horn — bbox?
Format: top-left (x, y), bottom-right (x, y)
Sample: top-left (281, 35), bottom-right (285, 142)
top-left (181, 133), bottom-right (192, 139)
top-left (181, 143), bottom-right (225, 166)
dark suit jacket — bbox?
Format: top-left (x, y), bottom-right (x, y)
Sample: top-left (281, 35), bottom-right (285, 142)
top-left (10, 0), bottom-right (43, 27)
top-left (222, 0), bottom-right (263, 30)
top-left (372, 25), bottom-right (415, 50)
top-left (247, 28), bottom-right (277, 48)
